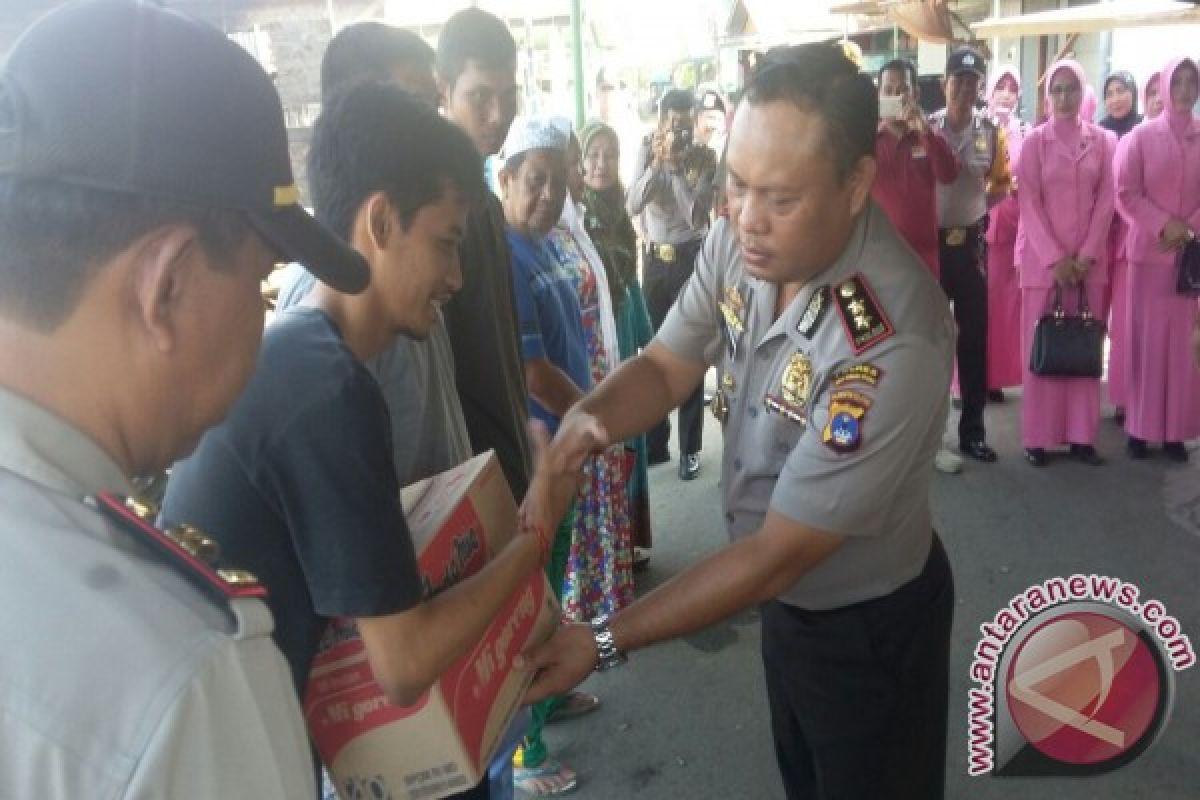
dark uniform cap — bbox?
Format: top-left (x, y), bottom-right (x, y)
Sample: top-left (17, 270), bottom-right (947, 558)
top-left (946, 46), bottom-right (986, 79)
top-left (0, 0), bottom-right (368, 293)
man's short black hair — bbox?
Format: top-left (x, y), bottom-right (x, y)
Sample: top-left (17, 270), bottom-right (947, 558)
top-left (308, 81), bottom-right (486, 244)
top-left (0, 180), bottom-right (246, 332)
top-left (878, 58), bottom-right (918, 92)
top-left (321, 22), bottom-right (434, 101)
top-left (436, 8), bottom-right (516, 87)
top-left (746, 43), bottom-right (878, 182)
top-left (658, 88), bottom-right (695, 120)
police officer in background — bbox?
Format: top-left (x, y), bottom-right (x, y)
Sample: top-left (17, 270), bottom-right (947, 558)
top-left (628, 88), bottom-right (717, 480)
top-left (0, 2), bottom-right (369, 795)
top-left (521, 44), bottom-right (955, 800)
top-left (931, 46), bottom-right (1012, 463)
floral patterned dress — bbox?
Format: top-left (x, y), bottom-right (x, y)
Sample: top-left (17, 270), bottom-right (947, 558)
top-left (544, 223), bottom-right (634, 620)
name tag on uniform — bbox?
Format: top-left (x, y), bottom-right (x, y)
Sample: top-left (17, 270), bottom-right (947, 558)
top-left (911, 146), bottom-right (927, 159)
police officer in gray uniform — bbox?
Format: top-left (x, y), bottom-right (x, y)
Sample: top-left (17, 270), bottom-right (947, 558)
top-left (0, 2), bottom-right (369, 796)
top-left (930, 46), bottom-right (1013, 463)
top-left (522, 45), bottom-right (956, 800)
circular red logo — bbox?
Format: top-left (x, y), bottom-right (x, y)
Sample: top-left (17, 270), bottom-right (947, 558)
top-left (1005, 612), bottom-right (1162, 766)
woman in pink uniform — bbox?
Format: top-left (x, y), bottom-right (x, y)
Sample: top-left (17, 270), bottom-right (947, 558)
top-left (1102, 71), bottom-right (1143, 424)
top-left (985, 65), bottom-right (1027, 399)
top-left (1016, 59), bottom-right (1116, 467)
top-left (1115, 57), bottom-right (1200, 461)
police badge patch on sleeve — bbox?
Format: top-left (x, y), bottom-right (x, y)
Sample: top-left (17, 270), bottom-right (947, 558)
top-left (821, 389), bottom-right (873, 453)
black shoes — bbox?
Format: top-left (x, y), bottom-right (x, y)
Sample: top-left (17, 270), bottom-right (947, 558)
top-left (1070, 444), bottom-right (1104, 466)
top-left (648, 449), bottom-right (670, 467)
top-left (679, 453), bottom-right (700, 481)
top-left (1126, 436), bottom-right (1148, 460)
top-left (988, 389), bottom-right (1006, 403)
top-left (1164, 442), bottom-right (1189, 463)
top-left (961, 440), bottom-right (998, 462)
top-left (1025, 448), bottom-right (1047, 467)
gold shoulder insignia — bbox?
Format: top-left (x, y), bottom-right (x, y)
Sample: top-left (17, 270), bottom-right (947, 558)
top-left (93, 491), bottom-right (266, 607)
top-left (832, 273), bottom-right (894, 354)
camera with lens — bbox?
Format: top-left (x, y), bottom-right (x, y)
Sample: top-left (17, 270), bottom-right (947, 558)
top-left (670, 124), bottom-right (693, 154)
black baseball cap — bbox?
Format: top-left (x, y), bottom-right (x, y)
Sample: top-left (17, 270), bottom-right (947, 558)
top-left (946, 46), bottom-right (986, 79)
top-left (0, 0), bottom-right (368, 293)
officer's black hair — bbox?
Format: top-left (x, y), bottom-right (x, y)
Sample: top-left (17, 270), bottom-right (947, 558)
top-left (308, 81), bottom-right (485, 244)
top-left (436, 8), bottom-right (517, 88)
top-left (658, 88), bottom-right (695, 120)
top-left (0, 180), bottom-right (246, 332)
top-left (320, 21), bottom-right (434, 101)
top-left (746, 43), bottom-right (878, 183)
top-left (878, 58), bottom-right (918, 93)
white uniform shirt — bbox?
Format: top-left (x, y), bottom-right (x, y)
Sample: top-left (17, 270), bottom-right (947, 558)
top-left (0, 386), bottom-right (315, 799)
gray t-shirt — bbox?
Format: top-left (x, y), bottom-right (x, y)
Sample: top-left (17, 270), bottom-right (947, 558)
top-left (657, 204), bottom-right (954, 610)
top-left (276, 264), bottom-right (471, 483)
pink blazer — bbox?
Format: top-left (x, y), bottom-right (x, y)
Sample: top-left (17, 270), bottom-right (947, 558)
top-left (1115, 113), bottom-right (1200, 269)
top-left (1016, 121), bottom-right (1116, 288)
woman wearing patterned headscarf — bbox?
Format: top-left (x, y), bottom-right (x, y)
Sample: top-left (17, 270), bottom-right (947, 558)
top-left (1116, 56), bottom-right (1200, 461)
top-left (1016, 58), bottom-right (1116, 467)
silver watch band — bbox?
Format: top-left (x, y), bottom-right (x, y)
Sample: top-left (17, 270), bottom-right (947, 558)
top-left (590, 613), bottom-right (626, 672)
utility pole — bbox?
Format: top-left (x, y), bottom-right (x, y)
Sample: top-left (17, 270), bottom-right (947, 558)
top-left (571, 0), bottom-right (585, 129)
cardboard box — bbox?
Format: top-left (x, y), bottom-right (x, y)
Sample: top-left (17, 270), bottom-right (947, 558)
top-left (304, 451), bottom-right (559, 800)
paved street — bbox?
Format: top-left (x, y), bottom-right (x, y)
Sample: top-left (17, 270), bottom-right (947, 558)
top-left (534, 391), bottom-right (1200, 799)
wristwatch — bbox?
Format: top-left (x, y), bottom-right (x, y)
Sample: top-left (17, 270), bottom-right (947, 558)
top-left (589, 614), bottom-right (627, 672)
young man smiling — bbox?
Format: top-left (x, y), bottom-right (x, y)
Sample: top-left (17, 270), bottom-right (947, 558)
top-left (162, 84), bottom-right (556, 798)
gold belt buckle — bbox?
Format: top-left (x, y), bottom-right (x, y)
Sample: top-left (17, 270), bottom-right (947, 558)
top-left (656, 243), bottom-right (676, 263)
top-left (945, 227), bottom-right (967, 247)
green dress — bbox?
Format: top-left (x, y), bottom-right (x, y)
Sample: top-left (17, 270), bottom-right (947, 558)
top-left (583, 185), bottom-right (655, 548)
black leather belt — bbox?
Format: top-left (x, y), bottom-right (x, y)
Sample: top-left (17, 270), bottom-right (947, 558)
top-left (646, 239), bottom-right (702, 264)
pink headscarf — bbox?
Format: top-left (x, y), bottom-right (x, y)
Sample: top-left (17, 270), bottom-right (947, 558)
top-left (1044, 59), bottom-right (1088, 119)
top-left (987, 65), bottom-right (1021, 118)
top-left (1160, 56), bottom-right (1199, 135)
top-left (1081, 84), bottom-right (1098, 122)
top-left (1143, 70), bottom-right (1163, 119)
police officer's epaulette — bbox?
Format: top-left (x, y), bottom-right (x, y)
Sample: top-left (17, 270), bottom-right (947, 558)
top-left (831, 273), bottom-right (894, 354)
top-left (92, 491), bottom-right (266, 606)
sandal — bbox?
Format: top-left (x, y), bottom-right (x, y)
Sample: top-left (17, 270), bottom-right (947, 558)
top-left (514, 759), bottom-right (578, 796)
top-left (546, 690), bottom-right (600, 724)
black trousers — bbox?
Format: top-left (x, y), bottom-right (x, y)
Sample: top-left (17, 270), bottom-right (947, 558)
top-left (761, 535), bottom-right (954, 800)
top-left (939, 224), bottom-right (989, 445)
top-left (643, 239), bottom-right (705, 460)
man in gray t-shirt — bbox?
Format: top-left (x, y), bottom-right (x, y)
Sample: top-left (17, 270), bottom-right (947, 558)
top-left (522, 45), bottom-right (956, 800)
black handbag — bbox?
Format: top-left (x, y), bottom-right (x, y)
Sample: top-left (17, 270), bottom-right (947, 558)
top-left (1029, 284), bottom-right (1106, 378)
top-left (1175, 239), bottom-right (1200, 295)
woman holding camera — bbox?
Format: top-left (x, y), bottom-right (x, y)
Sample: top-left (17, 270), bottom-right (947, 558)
top-left (1015, 59), bottom-right (1116, 467)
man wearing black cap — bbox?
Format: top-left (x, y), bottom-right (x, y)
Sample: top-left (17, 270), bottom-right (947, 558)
top-left (930, 46), bottom-right (1012, 464)
top-left (0, 1), bottom-right (369, 796)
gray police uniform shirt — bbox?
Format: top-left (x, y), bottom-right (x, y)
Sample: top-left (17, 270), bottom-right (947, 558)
top-left (276, 264), bottom-right (472, 483)
top-left (657, 204), bottom-right (954, 610)
top-left (0, 387), bottom-right (314, 798)
top-left (626, 137), bottom-right (715, 245)
top-left (931, 109), bottom-right (1000, 228)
